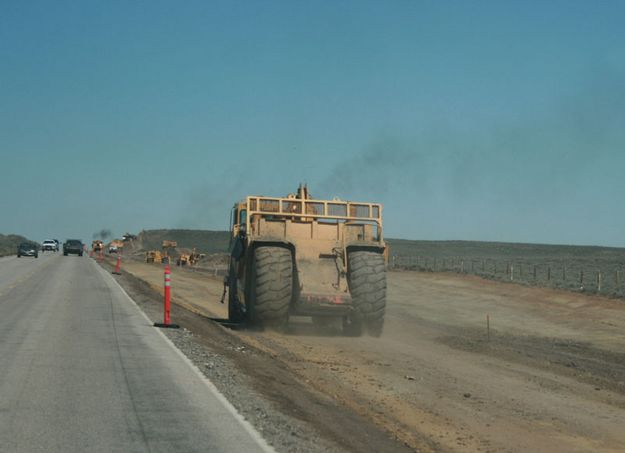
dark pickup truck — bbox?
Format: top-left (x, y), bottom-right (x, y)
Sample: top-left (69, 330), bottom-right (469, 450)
top-left (63, 239), bottom-right (84, 256)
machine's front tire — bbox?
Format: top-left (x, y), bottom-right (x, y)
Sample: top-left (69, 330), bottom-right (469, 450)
top-left (250, 246), bottom-right (292, 327)
top-left (312, 316), bottom-right (329, 327)
top-left (227, 263), bottom-right (245, 323)
top-left (348, 250), bottom-right (386, 337)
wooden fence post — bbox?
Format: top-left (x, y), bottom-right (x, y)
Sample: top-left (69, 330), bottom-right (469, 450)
top-left (597, 271), bottom-right (602, 293)
top-left (510, 264), bottom-right (514, 281)
top-left (580, 270), bottom-right (584, 286)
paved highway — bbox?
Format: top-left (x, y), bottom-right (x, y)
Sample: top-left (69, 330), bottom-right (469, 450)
top-left (0, 253), bottom-right (273, 453)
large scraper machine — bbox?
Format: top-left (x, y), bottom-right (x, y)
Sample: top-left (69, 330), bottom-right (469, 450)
top-left (223, 185), bottom-right (387, 336)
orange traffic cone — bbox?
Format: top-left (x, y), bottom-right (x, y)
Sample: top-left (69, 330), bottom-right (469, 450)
top-left (112, 254), bottom-right (122, 275)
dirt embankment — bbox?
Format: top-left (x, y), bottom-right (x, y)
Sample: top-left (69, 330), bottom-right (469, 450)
top-left (109, 257), bottom-right (625, 452)
top-left (0, 234), bottom-right (33, 257)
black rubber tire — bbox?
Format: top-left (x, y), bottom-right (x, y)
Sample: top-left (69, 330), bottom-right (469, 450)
top-left (250, 246), bottom-right (292, 327)
top-left (227, 262), bottom-right (245, 323)
top-left (312, 316), bottom-right (329, 327)
top-left (228, 290), bottom-right (245, 323)
top-left (348, 250), bottom-right (386, 337)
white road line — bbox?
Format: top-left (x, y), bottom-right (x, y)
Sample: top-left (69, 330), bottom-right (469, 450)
top-left (93, 260), bottom-right (276, 453)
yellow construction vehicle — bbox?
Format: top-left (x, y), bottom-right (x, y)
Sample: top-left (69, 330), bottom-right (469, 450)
top-left (223, 184), bottom-right (387, 336)
top-left (176, 253), bottom-right (190, 266)
top-left (189, 249), bottom-right (204, 265)
top-left (176, 248), bottom-right (203, 266)
top-left (108, 239), bottom-right (124, 254)
top-left (92, 240), bottom-right (104, 253)
top-left (145, 250), bottom-right (162, 263)
top-left (161, 240), bottom-right (177, 264)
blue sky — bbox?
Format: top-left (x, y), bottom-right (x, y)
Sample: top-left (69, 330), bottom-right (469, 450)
top-left (1, 1), bottom-right (624, 246)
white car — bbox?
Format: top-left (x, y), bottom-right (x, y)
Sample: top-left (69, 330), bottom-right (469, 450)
top-left (42, 240), bottom-right (58, 252)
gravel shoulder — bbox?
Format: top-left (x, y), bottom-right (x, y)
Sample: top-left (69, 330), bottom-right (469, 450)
top-left (102, 257), bottom-right (625, 452)
top-left (100, 258), bottom-right (412, 453)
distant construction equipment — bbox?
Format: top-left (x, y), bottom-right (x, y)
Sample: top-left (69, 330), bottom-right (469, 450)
top-left (176, 248), bottom-right (204, 266)
top-left (145, 250), bottom-right (163, 264)
top-left (161, 240), bottom-right (177, 264)
top-left (146, 240), bottom-right (177, 264)
top-left (108, 239), bottom-right (124, 254)
top-left (92, 240), bottom-right (104, 253)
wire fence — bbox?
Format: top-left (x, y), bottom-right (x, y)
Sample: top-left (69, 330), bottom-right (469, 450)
top-left (390, 255), bottom-right (625, 299)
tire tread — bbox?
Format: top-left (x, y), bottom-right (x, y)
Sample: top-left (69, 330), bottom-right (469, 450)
top-left (348, 251), bottom-right (386, 337)
top-left (252, 247), bottom-right (292, 326)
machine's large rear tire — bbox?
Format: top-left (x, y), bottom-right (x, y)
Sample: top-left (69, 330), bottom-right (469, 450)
top-left (348, 250), bottom-right (386, 337)
top-left (250, 246), bottom-right (292, 327)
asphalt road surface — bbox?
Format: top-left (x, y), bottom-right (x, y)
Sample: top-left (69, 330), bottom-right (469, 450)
top-left (0, 253), bottom-right (273, 453)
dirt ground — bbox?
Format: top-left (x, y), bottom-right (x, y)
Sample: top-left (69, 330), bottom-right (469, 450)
top-left (114, 257), bottom-right (625, 452)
